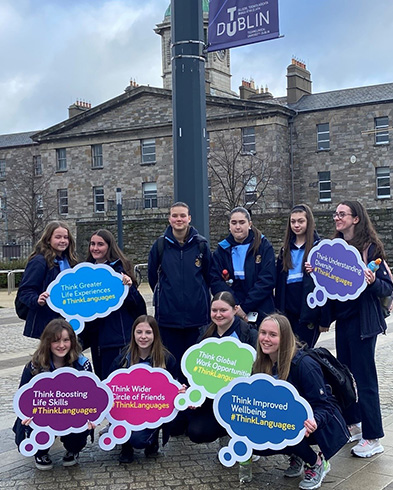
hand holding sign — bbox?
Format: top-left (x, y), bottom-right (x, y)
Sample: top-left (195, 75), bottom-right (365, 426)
top-left (176, 337), bottom-right (256, 410)
top-left (13, 368), bottom-right (113, 456)
top-left (213, 374), bottom-right (313, 467)
top-left (307, 238), bottom-right (367, 308)
top-left (46, 262), bottom-right (128, 334)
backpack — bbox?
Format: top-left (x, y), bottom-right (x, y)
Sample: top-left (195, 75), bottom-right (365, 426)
top-left (292, 347), bottom-right (358, 411)
top-left (15, 290), bottom-right (29, 320)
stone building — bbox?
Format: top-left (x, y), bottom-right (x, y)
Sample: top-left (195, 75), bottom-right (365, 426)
top-left (1, 6), bottom-right (393, 262)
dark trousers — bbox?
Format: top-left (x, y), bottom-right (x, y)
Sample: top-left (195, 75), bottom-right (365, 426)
top-left (36, 430), bottom-right (89, 457)
top-left (254, 436), bottom-right (318, 466)
top-left (336, 316), bottom-right (384, 440)
top-left (187, 400), bottom-right (227, 444)
top-left (286, 311), bottom-right (320, 348)
top-left (124, 428), bottom-right (158, 449)
top-left (90, 345), bottom-right (124, 381)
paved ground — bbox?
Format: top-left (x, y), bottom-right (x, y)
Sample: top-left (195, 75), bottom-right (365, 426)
top-left (1, 286), bottom-right (393, 489)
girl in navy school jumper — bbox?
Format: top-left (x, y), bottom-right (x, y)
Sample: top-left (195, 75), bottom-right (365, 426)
top-left (327, 201), bottom-right (392, 458)
top-left (275, 204), bottom-right (325, 348)
top-left (210, 207), bottom-right (276, 327)
top-left (110, 315), bottom-right (178, 463)
top-left (253, 314), bottom-right (349, 490)
top-left (15, 319), bottom-right (94, 471)
top-left (78, 229), bottom-right (146, 381)
top-left (18, 221), bottom-right (78, 339)
top-left (187, 291), bottom-right (257, 444)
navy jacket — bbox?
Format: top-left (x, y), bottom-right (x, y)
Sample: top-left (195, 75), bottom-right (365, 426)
top-left (18, 254), bottom-right (66, 339)
top-left (288, 351), bottom-right (349, 460)
top-left (327, 243), bottom-right (393, 339)
top-left (210, 230), bottom-right (275, 324)
top-left (198, 316), bottom-right (257, 348)
top-left (148, 226), bottom-right (211, 329)
top-left (79, 259), bottom-right (147, 350)
top-left (275, 234), bottom-right (324, 326)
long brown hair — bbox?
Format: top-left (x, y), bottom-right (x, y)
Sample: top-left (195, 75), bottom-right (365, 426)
top-left (252, 314), bottom-right (297, 381)
top-left (121, 315), bottom-right (169, 369)
top-left (28, 221), bottom-right (78, 268)
top-left (31, 319), bottom-right (82, 374)
top-left (334, 200), bottom-right (386, 260)
top-left (229, 207), bottom-right (262, 256)
top-left (202, 291), bottom-right (237, 339)
top-left (86, 229), bottom-right (137, 283)
top-left (281, 204), bottom-right (316, 272)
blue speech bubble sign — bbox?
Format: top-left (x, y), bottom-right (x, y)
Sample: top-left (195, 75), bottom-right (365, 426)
top-left (307, 238), bottom-right (367, 308)
top-left (213, 374), bottom-right (313, 466)
top-left (46, 262), bottom-right (128, 334)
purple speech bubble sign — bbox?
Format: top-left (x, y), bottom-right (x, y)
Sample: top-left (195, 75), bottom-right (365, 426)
top-left (99, 365), bottom-right (181, 450)
top-left (307, 238), bottom-right (367, 308)
top-left (13, 367), bottom-right (113, 456)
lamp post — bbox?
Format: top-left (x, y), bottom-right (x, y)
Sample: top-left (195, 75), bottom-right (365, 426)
top-left (116, 187), bottom-right (123, 250)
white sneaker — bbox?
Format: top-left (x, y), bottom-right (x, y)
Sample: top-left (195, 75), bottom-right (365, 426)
top-left (347, 423), bottom-right (362, 443)
top-left (351, 438), bottom-right (384, 458)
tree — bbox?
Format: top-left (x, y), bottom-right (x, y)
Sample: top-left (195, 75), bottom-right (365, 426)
top-left (3, 152), bottom-right (57, 244)
top-left (207, 130), bottom-right (274, 214)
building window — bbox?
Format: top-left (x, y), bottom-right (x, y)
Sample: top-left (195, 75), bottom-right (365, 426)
top-left (141, 139), bottom-right (156, 164)
top-left (376, 167), bottom-right (390, 199)
top-left (317, 123), bottom-right (330, 150)
top-left (93, 186), bottom-right (105, 213)
top-left (0, 159), bottom-right (5, 179)
top-left (56, 148), bottom-right (67, 171)
top-left (206, 131), bottom-right (210, 156)
top-left (91, 144), bottom-right (103, 168)
top-left (242, 127), bottom-right (256, 153)
top-left (375, 117), bottom-right (389, 145)
top-left (142, 182), bottom-right (157, 209)
top-left (36, 194), bottom-right (43, 218)
top-left (58, 189), bottom-right (68, 214)
top-left (33, 155), bottom-right (42, 176)
top-left (318, 171), bottom-right (331, 202)
top-left (245, 176), bottom-right (257, 204)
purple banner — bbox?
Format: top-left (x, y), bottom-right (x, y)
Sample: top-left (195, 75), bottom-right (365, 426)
top-left (208, 0), bottom-right (280, 52)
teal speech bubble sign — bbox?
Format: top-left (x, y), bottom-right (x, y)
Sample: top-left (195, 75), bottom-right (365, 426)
top-left (46, 262), bottom-right (128, 334)
top-left (175, 337), bottom-right (256, 409)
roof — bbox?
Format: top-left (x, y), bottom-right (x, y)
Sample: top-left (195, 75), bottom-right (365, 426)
top-left (0, 131), bottom-right (38, 149)
top-left (289, 82), bottom-right (393, 112)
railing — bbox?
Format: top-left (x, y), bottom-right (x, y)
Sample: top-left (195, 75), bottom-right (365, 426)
top-left (0, 241), bottom-right (32, 260)
top-left (107, 196), bottom-right (172, 212)
top-left (0, 269), bottom-right (25, 294)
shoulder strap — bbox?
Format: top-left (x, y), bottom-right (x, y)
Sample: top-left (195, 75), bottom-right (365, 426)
top-left (156, 235), bottom-right (165, 267)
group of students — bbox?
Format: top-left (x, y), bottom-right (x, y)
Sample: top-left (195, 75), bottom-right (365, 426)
top-left (14, 199), bottom-right (391, 489)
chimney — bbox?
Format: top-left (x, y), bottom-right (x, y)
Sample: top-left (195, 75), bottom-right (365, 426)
top-left (68, 100), bottom-right (91, 118)
top-left (239, 79), bottom-right (257, 100)
top-left (286, 58), bottom-right (312, 104)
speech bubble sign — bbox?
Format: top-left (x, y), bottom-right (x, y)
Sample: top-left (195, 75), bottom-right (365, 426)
top-left (13, 367), bottom-right (113, 456)
top-left (99, 365), bottom-right (183, 450)
top-left (307, 238), bottom-right (367, 308)
top-left (46, 262), bottom-right (128, 334)
top-left (213, 374), bottom-right (313, 466)
top-left (176, 337), bottom-right (256, 409)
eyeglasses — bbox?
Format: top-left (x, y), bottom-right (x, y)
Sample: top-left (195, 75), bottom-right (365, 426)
top-left (332, 212), bottom-right (353, 220)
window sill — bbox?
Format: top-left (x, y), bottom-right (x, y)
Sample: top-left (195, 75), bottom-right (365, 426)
top-left (316, 149), bottom-right (330, 153)
top-left (55, 169), bottom-right (68, 173)
top-left (141, 161), bottom-right (157, 166)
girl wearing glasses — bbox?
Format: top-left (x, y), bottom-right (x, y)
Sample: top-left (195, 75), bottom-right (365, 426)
top-left (275, 204), bottom-right (325, 347)
top-left (330, 200), bottom-right (392, 458)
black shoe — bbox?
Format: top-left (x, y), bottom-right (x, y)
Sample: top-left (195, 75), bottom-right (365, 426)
top-left (119, 444), bottom-right (134, 463)
top-left (63, 451), bottom-right (79, 467)
top-left (35, 454), bottom-right (53, 470)
top-left (144, 442), bottom-right (159, 457)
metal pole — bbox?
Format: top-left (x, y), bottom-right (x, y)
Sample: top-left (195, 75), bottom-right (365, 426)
top-left (116, 187), bottom-right (123, 250)
top-left (171, 0), bottom-right (210, 242)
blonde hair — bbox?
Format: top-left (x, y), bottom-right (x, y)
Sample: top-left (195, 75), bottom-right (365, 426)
top-left (252, 314), bottom-right (297, 380)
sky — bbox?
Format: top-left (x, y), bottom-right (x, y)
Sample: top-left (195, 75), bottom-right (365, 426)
top-left (1, 0), bottom-right (393, 135)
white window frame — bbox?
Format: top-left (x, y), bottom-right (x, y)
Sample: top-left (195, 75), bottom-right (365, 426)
top-left (376, 167), bottom-right (390, 199)
top-left (93, 186), bottom-right (105, 213)
top-left (375, 117), bottom-right (389, 145)
top-left (318, 171), bottom-right (331, 202)
top-left (141, 139), bottom-right (156, 164)
top-left (56, 148), bottom-right (67, 171)
top-left (33, 155), bottom-right (42, 176)
top-left (317, 123), bottom-right (330, 151)
top-left (245, 176), bottom-right (257, 205)
top-left (91, 144), bottom-right (103, 168)
top-left (0, 159), bottom-right (5, 179)
top-left (57, 189), bottom-right (68, 214)
top-left (142, 182), bottom-right (157, 209)
top-left (242, 127), bottom-right (256, 154)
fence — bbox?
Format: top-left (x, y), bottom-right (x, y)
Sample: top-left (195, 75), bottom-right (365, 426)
top-left (0, 241), bottom-right (32, 261)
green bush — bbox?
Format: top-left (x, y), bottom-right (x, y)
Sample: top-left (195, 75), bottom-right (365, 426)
top-left (0, 259), bottom-right (28, 289)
